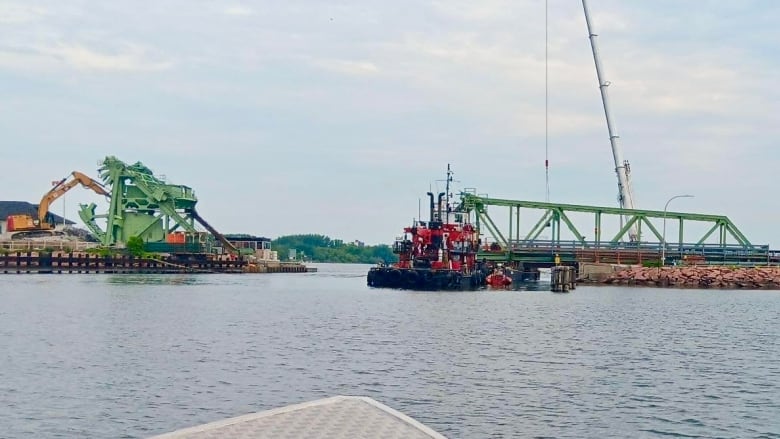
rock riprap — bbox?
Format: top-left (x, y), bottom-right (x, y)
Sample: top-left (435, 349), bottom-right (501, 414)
top-left (601, 266), bottom-right (780, 289)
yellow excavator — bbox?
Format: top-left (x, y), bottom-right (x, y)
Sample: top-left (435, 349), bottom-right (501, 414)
top-left (6, 171), bottom-right (110, 237)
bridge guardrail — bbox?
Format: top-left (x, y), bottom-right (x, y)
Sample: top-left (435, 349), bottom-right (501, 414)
top-left (503, 239), bottom-right (769, 253)
top-left (483, 239), bottom-right (779, 265)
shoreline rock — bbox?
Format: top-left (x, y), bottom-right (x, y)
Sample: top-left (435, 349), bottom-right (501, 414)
top-left (587, 266), bottom-right (780, 290)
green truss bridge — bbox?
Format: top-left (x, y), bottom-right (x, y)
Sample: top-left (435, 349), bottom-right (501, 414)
top-left (457, 193), bottom-right (777, 267)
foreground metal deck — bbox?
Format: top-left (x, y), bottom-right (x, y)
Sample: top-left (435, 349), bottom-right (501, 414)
top-left (150, 396), bottom-right (446, 439)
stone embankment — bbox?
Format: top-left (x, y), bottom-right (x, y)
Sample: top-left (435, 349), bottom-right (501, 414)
top-left (601, 266), bottom-right (780, 289)
top-left (598, 266), bottom-right (780, 289)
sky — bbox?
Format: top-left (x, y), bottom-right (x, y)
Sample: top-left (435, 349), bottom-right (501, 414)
top-left (1, 1), bottom-right (778, 246)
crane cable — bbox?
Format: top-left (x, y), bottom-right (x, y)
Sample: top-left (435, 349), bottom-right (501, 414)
top-left (545, 0), bottom-right (550, 203)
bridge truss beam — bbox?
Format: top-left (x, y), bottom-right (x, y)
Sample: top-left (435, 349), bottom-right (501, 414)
top-left (459, 194), bottom-right (757, 250)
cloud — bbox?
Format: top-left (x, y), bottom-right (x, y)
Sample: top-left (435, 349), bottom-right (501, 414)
top-left (36, 43), bottom-right (172, 72)
top-left (0, 42), bottom-right (173, 75)
top-left (224, 6), bottom-right (254, 16)
top-left (0, 47), bottom-right (53, 73)
top-left (312, 58), bottom-right (380, 76)
top-left (0, 0), bottom-right (777, 245)
top-left (589, 11), bottom-right (631, 33)
top-left (0, 4), bottom-right (47, 24)
top-left (430, 0), bottom-right (535, 22)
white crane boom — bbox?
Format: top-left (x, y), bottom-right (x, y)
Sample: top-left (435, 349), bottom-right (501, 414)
top-left (582, 0), bottom-right (638, 240)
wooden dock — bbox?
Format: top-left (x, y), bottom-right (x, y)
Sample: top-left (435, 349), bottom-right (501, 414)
top-left (0, 251), bottom-right (311, 274)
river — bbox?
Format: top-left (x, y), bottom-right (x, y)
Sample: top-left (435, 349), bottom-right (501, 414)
top-left (1, 263), bottom-right (778, 438)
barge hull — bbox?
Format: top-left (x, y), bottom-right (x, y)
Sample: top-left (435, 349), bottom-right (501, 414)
top-left (367, 267), bottom-right (486, 291)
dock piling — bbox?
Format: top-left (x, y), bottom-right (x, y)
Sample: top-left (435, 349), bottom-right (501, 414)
top-left (551, 266), bottom-right (576, 292)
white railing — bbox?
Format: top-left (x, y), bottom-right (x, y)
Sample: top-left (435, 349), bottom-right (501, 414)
top-left (0, 240), bottom-right (99, 253)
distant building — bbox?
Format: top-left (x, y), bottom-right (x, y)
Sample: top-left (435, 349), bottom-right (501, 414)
top-left (223, 234), bottom-right (272, 251)
top-left (223, 234), bottom-right (277, 260)
top-left (352, 240), bottom-right (365, 247)
top-left (0, 201), bottom-right (74, 238)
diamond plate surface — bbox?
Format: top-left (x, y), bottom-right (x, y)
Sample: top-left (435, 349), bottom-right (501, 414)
top-left (150, 396), bottom-right (447, 439)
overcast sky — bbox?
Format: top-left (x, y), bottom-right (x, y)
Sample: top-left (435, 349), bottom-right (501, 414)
top-left (1, 1), bottom-right (778, 246)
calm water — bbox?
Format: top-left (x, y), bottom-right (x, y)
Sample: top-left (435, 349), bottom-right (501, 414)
top-left (1, 264), bottom-right (778, 438)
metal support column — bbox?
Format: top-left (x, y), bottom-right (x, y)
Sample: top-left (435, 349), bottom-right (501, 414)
top-left (508, 207), bottom-right (513, 248)
top-left (678, 217), bottom-right (684, 251)
top-left (595, 211), bottom-right (602, 248)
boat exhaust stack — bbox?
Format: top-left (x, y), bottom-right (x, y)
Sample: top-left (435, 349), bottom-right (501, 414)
top-left (437, 192), bottom-right (445, 221)
top-left (427, 192), bottom-right (435, 222)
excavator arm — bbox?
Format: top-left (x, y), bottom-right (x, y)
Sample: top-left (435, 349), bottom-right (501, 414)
top-left (38, 171), bottom-right (110, 228)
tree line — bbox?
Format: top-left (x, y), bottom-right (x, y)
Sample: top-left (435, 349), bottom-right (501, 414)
top-left (272, 234), bottom-right (396, 264)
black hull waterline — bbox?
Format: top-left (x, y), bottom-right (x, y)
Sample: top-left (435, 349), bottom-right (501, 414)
top-left (367, 267), bottom-right (487, 291)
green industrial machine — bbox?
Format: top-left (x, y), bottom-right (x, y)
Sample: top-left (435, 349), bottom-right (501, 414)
top-left (78, 156), bottom-right (237, 253)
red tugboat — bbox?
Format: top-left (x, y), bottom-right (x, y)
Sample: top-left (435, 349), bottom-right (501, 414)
top-left (367, 168), bottom-right (488, 290)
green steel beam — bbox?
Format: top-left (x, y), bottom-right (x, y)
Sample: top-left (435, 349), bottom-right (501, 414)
top-left (478, 211), bottom-right (507, 247)
top-left (461, 194), bottom-right (727, 221)
top-left (697, 222), bottom-right (720, 245)
top-left (557, 209), bottom-right (586, 244)
top-left (679, 217), bottom-right (684, 246)
top-left (525, 210), bottom-right (553, 241)
top-left (460, 194), bottom-right (757, 249)
top-left (126, 168), bottom-right (198, 234)
top-left (725, 222), bottom-right (752, 247)
top-left (610, 216), bottom-right (640, 243)
top-left (640, 216), bottom-right (663, 242)
top-left (508, 207), bottom-right (513, 245)
top-left (595, 211), bottom-right (602, 245)
top-left (103, 163), bottom-right (124, 246)
top-left (77, 203), bottom-right (106, 243)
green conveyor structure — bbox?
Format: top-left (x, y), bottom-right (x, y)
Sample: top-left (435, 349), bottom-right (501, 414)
top-left (78, 156), bottom-right (236, 253)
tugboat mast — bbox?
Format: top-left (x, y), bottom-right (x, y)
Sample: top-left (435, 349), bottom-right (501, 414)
top-left (445, 164), bottom-right (453, 224)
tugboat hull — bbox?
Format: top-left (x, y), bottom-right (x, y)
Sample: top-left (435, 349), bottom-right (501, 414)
top-left (367, 267), bottom-right (486, 291)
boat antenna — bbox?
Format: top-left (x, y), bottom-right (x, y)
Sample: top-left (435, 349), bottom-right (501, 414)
top-left (445, 164), bottom-right (452, 223)
top-left (545, 0), bottom-right (550, 203)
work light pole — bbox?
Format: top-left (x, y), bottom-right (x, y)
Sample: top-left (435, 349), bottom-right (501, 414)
top-left (661, 194), bottom-right (694, 266)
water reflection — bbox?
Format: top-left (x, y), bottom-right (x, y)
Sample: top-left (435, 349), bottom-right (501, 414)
top-left (1, 263), bottom-right (778, 439)
top-left (503, 280), bottom-right (552, 292)
top-left (105, 274), bottom-right (203, 285)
